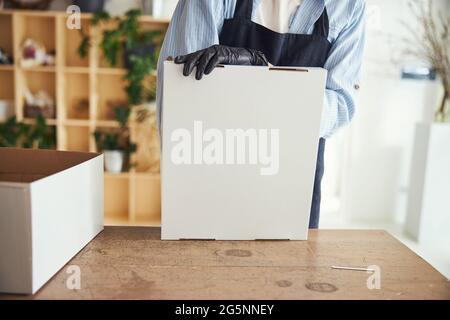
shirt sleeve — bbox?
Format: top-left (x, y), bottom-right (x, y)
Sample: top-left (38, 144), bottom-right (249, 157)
top-left (320, 1), bottom-right (366, 138)
top-left (156, 0), bottom-right (225, 135)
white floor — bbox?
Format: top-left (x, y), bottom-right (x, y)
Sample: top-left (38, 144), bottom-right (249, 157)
top-left (320, 210), bottom-right (450, 280)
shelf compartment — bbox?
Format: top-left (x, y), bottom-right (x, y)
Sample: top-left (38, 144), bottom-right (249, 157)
top-left (65, 18), bottom-right (90, 67)
top-left (21, 69), bottom-right (55, 94)
top-left (19, 70), bottom-right (56, 120)
top-left (65, 73), bottom-right (89, 120)
top-left (133, 174), bottom-right (161, 225)
top-left (96, 74), bottom-right (127, 121)
top-left (15, 15), bottom-right (56, 63)
top-left (22, 118), bottom-right (56, 125)
top-left (0, 70), bottom-right (15, 100)
top-left (19, 66), bottom-right (55, 73)
top-left (0, 65), bottom-right (14, 71)
top-left (64, 66), bottom-right (90, 74)
top-left (65, 125), bottom-right (90, 152)
top-left (104, 174), bottom-right (129, 225)
top-left (0, 13), bottom-right (13, 62)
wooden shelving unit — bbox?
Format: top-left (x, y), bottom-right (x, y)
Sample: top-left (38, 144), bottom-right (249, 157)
top-left (0, 10), bottom-right (168, 226)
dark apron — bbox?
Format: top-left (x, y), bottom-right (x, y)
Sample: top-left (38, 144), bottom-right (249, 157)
top-left (219, 0), bottom-right (332, 228)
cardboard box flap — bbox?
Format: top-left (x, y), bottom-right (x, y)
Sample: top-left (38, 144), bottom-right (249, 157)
top-left (0, 148), bottom-right (100, 183)
top-left (0, 173), bottom-right (47, 183)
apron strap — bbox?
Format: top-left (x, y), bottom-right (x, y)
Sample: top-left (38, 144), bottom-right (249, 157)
top-left (313, 7), bottom-right (330, 38)
top-left (234, 0), bottom-right (253, 20)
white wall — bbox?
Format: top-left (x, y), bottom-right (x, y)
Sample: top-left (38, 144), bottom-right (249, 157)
top-left (331, 0), bottom-right (445, 225)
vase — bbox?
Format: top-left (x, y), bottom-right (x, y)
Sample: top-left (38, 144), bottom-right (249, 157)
top-left (405, 123), bottom-right (450, 248)
top-left (104, 150), bottom-right (124, 174)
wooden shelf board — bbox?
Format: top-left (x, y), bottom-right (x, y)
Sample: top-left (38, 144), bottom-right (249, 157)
top-left (132, 172), bottom-right (161, 179)
top-left (94, 121), bottom-right (158, 129)
top-left (22, 118), bottom-right (57, 125)
top-left (104, 172), bottom-right (160, 179)
top-left (0, 65), bottom-right (14, 71)
top-left (104, 172), bottom-right (130, 179)
top-left (21, 66), bottom-right (56, 73)
top-left (97, 68), bottom-right (127, 76)
top-left (104, 215), bottom-right (130, 227)
top-left (131, 217), bottom-right (161, 227)
top-left (64, 66), bottom-right (90, 74)
top-left (64, 119), bottom-right (90, 126)
top-left (95, 119), bottom-right (120, 128)
top-left (97, 68), bottom-right (157, 77)
top-left (104, 217), bottom-right (161, 227)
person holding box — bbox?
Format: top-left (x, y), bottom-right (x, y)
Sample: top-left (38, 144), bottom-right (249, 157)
top-left (157, 0), bottom-right (366, 228)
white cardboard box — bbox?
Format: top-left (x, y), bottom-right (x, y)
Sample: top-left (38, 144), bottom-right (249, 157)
top-left (162, 62), bottom-right (327, 240)
top-left (0, 148), bottom-right (104, 294)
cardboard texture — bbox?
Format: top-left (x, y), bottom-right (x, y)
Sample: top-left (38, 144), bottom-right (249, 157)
top-left (162, 62), bottom-right (327, 240)
top-left (0, 148), bottom-right (104, 294)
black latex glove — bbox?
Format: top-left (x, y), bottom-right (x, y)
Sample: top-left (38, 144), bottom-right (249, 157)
top-left (174, 45), bottom-right (269, 80)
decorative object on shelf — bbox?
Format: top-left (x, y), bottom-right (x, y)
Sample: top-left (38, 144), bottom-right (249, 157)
top-left (80, 9), bottom-right (163, 172)
top-left (23, 86), bottom-right (56, 119)
top-left (73, 98), bottom-right (89, 119)
top-left (0, 100), bottom-right (14, 120)
top-left (21, 38), bottom-right (55, 68)
top-left (78, 10), bottom-right (161, 105)
top-left (72, 0), bottom-right (105, 13)
top-left (104, 150), bottom-right (124, 174)
top-left (10, 0), bottom-right (53, 10)
top-left (403, 0), bottom-right (450, 122)
top-left (0, 48), bottom-right (13, 65)
top-left (94, 106), bottom-right (137, 173)
top-left (0, 115), bottom-right (56, 149)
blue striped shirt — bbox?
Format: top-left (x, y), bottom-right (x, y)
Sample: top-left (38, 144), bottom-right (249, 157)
top-left (157, 0), bottom-right (366, 138)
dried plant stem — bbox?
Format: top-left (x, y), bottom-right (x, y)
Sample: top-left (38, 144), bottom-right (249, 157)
top-left (437, 83), bottom-right (449, 120)
top-left (404, 0), bottom-right (450, 122)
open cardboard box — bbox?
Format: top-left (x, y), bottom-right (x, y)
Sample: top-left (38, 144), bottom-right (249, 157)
top-left (0, 148), bottom-right (104, 294)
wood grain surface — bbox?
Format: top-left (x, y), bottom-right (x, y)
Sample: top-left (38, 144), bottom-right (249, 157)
top-left (1, 227), bottom-right (449, 300)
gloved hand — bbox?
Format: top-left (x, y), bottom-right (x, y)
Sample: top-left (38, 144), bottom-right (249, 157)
top-left (174, 45), bottom-right (269, 80)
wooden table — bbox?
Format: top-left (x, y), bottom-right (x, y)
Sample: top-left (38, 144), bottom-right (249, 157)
top-left (2, 227), bottom-right (449, 300)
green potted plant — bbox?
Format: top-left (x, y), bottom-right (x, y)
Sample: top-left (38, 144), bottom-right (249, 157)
top-left (94, 131), bottom-right (124, 174)
top-left (0, 115), bottom-right (56, 149)
top-left (94, 107), bottom-right (137, 174)
top-left (79, 10), bottom-right (161, 107)
top-left (79, 9), bottom-right (162, 172)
